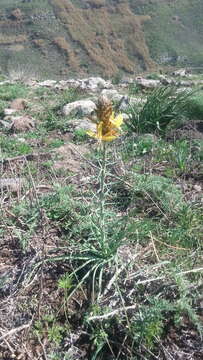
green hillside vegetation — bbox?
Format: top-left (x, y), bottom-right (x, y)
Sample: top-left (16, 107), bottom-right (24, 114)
top-left (0, 0), bottom-right (202, 78)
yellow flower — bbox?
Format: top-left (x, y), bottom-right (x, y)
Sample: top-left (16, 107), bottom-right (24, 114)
top-left (87, 112), bottom-right (123, 141)
top-left (87, 95), bottom-right (123, 142)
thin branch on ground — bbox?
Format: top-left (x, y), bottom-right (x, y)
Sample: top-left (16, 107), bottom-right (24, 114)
top-left (87, 304), bottom-right (137, 321)
top-left (0, 323), bottom-right (31, 342)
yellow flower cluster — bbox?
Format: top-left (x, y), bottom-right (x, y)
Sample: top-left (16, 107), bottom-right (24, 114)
top-left (87, 95), bottom-right (123, 142)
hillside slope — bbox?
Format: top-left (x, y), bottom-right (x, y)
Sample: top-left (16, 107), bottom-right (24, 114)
top-left (0, 0), bottom-right (202, 78)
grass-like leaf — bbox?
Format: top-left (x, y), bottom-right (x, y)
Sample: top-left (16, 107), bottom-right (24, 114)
top-left (126, 86), bottom-right (198, 136)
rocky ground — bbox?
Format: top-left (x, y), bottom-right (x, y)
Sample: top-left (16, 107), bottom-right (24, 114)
top-left (0, 70), bottom-right (202, 359)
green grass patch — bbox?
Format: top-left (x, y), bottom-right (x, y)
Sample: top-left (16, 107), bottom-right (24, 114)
top-left (0, 83), bottom-right (28, 101)
top-left (0, 135), bottom-right (32, 158)
top-left (73, 128), bottom-right (89, 144)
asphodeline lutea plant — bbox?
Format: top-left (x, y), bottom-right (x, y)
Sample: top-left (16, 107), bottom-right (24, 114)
top-left (87, 95), bottom-right (123, 248)
top-left (87, 95), bottom-right (123, 142)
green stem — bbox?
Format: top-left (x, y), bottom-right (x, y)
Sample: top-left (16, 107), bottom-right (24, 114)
top-left (99, 141), bottom-right (107, 247)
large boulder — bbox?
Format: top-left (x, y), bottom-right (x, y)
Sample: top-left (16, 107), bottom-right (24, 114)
top-left (63, 100), bottom-right (96, 117)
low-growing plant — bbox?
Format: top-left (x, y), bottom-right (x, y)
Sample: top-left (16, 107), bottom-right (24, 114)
top-left (0, 135), bottom-right (32, 158)
top-left (33, 316), bottom-right (66, 346)
top-left (58, 273), bottom-right (73, 319)
top-left (146, 72), bottom-right (161, 80)
top-left (42, 107), bottom-right (70, 132)
top-left (0, 99), bottom-right (6, 117)
top-left (128, 82), bottom-right (141, 95)
top-left (57, 88), bottom-right (81, 109)
top-left (121, 134), bottom-right (157, 160)
top-left (132, 173), bottom-right (185, 214)
top-left (185, 91), bottom-right (203, 119)
top-left (130, 298), bottom-right (170, 349)
top-left (73, 128), bottom-right (89, 143)
top-left (47, 138), bottom-right (64, 148)
top-left (112, 70), bottom-right (123, 85)
top-left (47, 324), bottom-right (65, 345)
top-left (0, 83), bottom-right (28, 100)
top-left (126, 86), bottom-right (197, 136)
top-left (40, 88), bottom-right (81, 132)
top-left (154, 139), bottom-right (191, 173)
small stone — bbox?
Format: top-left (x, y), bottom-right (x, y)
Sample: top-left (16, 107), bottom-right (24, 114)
top-left (74, 118), bottom-right (96, 132)
top-left (0, 178), bottom-right (24, 194)
top-left (0, 120), bottom-right (11, 129)
top-left (193, 184), bottom-right (202, 192)
top-left (122, 113), bottom-right (129, 121)
top-left (10, 98), bottom-right (27, 111)
top-left (4, 108), bottom-right (17, 116)
top-left (10, 115), bottom-right (35, 132)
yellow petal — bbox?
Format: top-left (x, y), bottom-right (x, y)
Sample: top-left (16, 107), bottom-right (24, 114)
top-left (102, 134), bottom-right (118, 141)
top-left (101, 128), bottom-right (119, 141)
top-left (86, 130), bottom-right (98, 139)
top-left (110, 113), bottom-right (123, 128)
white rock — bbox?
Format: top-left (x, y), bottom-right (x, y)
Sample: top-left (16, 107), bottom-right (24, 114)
top-left (178, 80), bottom-right (194, 87)
top-left (135, 77), bottom-right (161, 89)
top-left (172, 69), bottom-right (189, 77)
top-left (66, 79), bottom-right (81, 88)
top-left (63, 100), bottom-right (96, 117)
top-left (122, 113), bottom-right (129, 121)
top-left (85, 77), bottom-right (112, 89)
top-left (0, 120), bottom-right (11, 129)
top-left (0, 80), bottom-right (14, 86)
top-left (55, 80), bottom-right (74, 90)
top-left (74, 118), bottom-right (97, 132)
top-left (159, 76), bottom-right (175, 85)
top-left (4, 108), bottom-right (17, 116)
top-left (193, 184), bottom-right (202, 192)
top-left (55, 77), bottom-right (113, 93)
top-left (176, 87), bottom-right (193, 94)
top-left (101, 89), bottom-right (120, 101)
top-left (79, 77), bottom-right (113, 92)
top-left (38, 80), bottom-right (57, 87)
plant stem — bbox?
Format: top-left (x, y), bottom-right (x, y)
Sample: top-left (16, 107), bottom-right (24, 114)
top-left (99, 141), bottom-right (107, 247)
